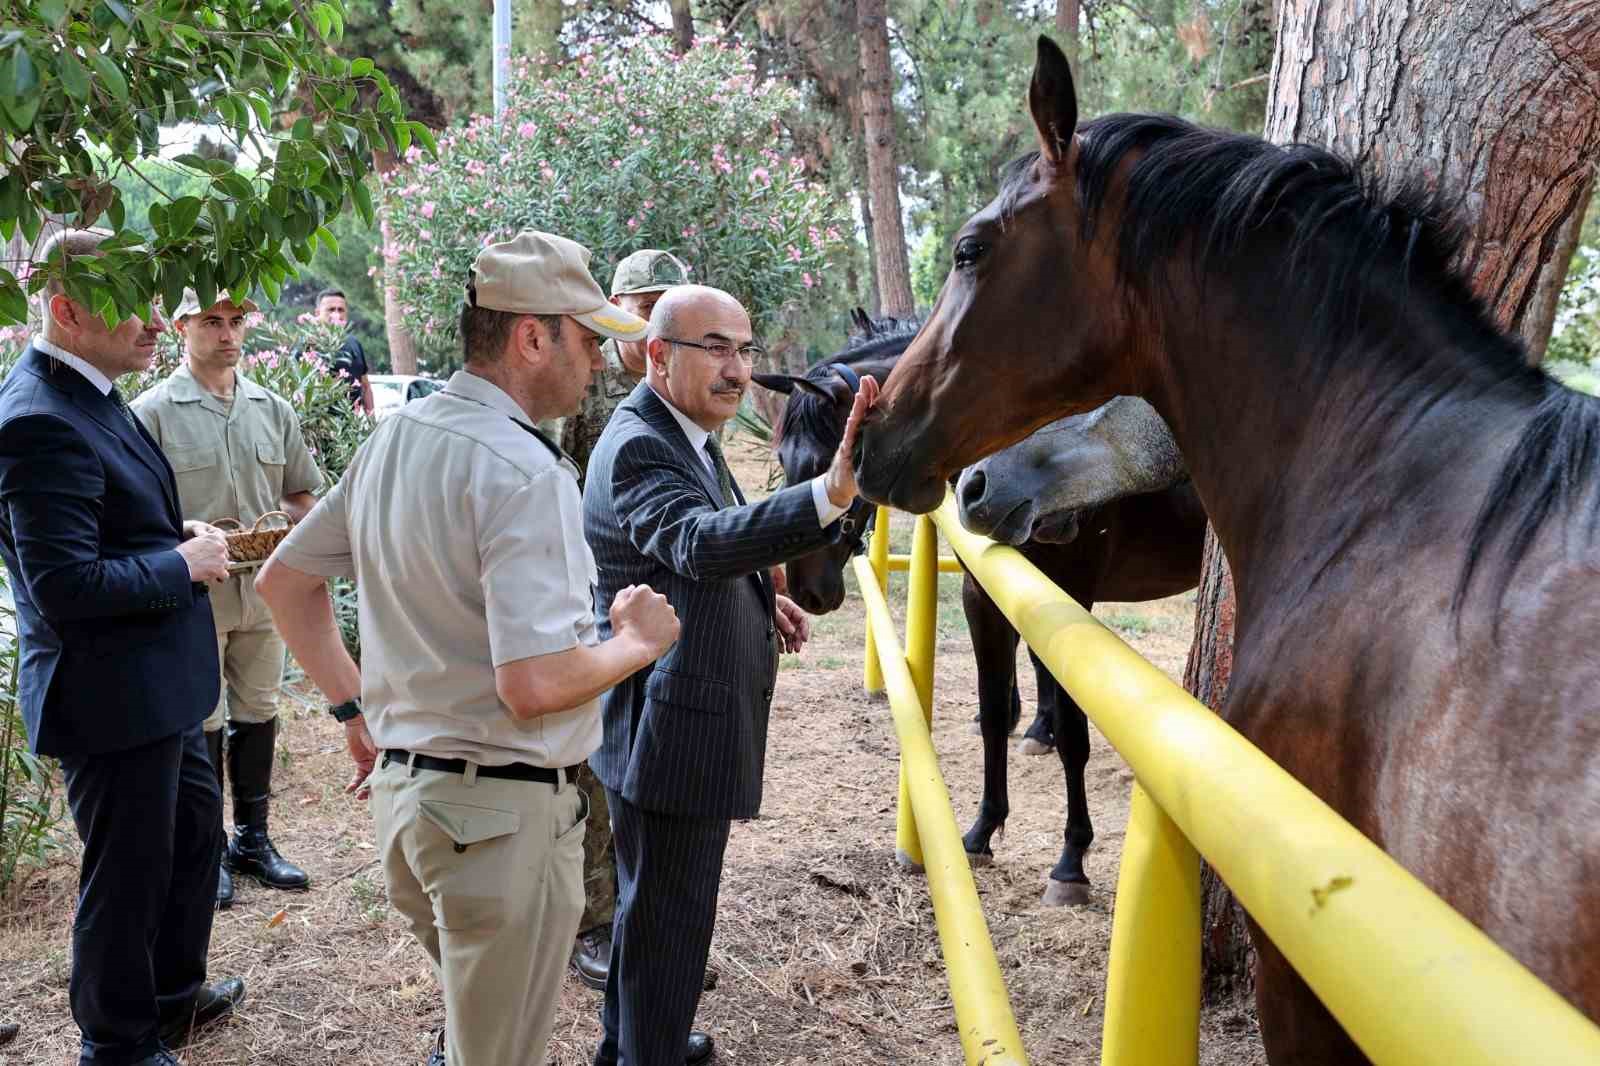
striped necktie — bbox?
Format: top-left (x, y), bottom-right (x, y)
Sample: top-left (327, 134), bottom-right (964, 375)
top-left (703, 436), bottom-right (735, 508)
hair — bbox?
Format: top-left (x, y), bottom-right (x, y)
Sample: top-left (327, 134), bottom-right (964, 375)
top-left (458, 284), bottom-right (562, 365)
top-left (315, 288), bottom-right (347, 308)
top-left (997, 111), bottom-right (1599, 617)
top-left (35, 229), bottom-right (107, 308)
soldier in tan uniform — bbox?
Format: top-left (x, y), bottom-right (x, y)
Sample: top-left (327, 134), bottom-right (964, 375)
top-left (133, 292), bottom-right (323, 909)
top-left (562, 249), bottom-right (690, 992)
top-left (256, 231), bottom-right (680, 1066)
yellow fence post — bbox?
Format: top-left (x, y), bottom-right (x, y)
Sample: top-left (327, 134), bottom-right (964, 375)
top-left (1102, 782), bottom-right (1201, 1066)
top-left (895, 512), bottom-right (940, 870)
top-left (862, 505), bottom-right (892, 695)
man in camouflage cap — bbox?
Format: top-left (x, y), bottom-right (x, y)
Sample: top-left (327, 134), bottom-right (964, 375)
top-left (564, 249), bottom-right (690, 996)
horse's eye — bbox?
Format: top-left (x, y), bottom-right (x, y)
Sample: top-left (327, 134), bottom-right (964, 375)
top-left (953, 237), bottom-right (986, 269)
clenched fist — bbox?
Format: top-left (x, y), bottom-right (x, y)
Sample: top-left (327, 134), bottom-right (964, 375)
top-left (610, 584), bottom-right (680, 659)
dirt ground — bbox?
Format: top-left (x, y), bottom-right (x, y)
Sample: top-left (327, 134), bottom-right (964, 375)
top-left (0, 434), bottom-right (1265, 1066)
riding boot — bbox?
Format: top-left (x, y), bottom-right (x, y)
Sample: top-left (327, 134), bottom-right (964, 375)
top-left (225, 718), bottom-right (310, 890)
top-left (205, 728), bottom-right (234, 909)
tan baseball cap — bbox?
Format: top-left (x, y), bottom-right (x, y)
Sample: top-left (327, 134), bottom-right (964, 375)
top-left (472, 230), bottom-right (647, 341)
top-left (611, 249), bottom-right (691, 296)
top-left (170, 289), bottom-right (259, 321)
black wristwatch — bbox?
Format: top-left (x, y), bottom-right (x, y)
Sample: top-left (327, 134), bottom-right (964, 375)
top-left (328, 697), bottom-right (363, 723)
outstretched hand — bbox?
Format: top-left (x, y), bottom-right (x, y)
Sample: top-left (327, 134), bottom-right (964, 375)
top-left (823, 374), bottom-right (879, 509)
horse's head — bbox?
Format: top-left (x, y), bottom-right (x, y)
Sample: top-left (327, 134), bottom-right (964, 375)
top-left (856, 36), bottom-right (1138, 513)
top-left (754, 313), bottom-right (913, 614)
top-left (956, 397), bottom-right (1185, 546)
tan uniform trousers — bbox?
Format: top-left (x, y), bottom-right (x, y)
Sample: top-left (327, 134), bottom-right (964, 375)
top-left (204, 572), bottom-right (287, 732)
top-left (370, 754), bottom-right (587, 1066)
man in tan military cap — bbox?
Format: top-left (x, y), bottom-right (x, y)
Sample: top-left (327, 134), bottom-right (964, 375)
top-left (563, 248), bottom-right (690, 994)
top-left (133, 290), bottom-right (323, 910)
top-left (257, 230), bottom-right (681, 1066)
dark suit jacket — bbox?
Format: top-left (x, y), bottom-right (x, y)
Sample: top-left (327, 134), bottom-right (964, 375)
top-left (583, 382), bottom-right (842, 820)
top-left (0, 347), bottom-right (219, 757)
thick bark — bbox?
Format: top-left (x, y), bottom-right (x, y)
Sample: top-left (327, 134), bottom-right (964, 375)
top-left (669, 0), bottom-right (695, 55)
top-left (1522, 171), bottom-right (1596, 363)
top-left (855, 0), bottom-right (916, 318)
top-left (1189, 0), bottom-right (1600, 999)
top-left (1055, 0), bottom-right (1080, 73)
top-left (373, 151), bottom-right (419, 376)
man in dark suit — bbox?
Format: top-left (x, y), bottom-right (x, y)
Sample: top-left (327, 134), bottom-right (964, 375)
top-left (0, 230), bottom-right (246, 1066)
top-left (583, 285), bottom-right (878, 1066)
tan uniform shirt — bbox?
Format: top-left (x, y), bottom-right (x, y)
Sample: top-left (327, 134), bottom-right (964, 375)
top-left (273, 370), bottom-right (601, 768)
top-left (133, 365), bottom-right (322, 630)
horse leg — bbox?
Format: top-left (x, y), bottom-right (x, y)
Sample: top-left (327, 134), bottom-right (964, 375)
top-left (969, 662), bottom-right (1022, 736)
top-left (1019, 647), bottom-right (1057, 755)
top-left (960, 573), bottom-right (1020, 867)
top-left (1043, 680), bottom-right (1094, 907)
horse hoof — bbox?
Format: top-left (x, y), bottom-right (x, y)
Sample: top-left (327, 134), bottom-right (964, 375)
top-left (895, 849), bottom-right (925, 874)
top-left (1042, 879), bottom-right (1091, 907)
top-left (967, 851), bottom-right (993, 868)
top-left (1019, 737), bottom-right (1055, 756)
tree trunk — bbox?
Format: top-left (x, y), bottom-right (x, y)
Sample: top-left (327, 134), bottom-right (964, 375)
top-left (853, 106), bottom-right (883, 316)
top-left (855, 0), bottom-right (915, 318)
top-left (1521, 171), bottom-right (1596, 364)
top-left (1055, 0), bottom-right (1080, 73)
top-left (669, 0), bottom-right (694, 55)
top-left (373, 152), bottom-right (420, 376)
top-left (1189, 0), bottom-right (1600, 1000)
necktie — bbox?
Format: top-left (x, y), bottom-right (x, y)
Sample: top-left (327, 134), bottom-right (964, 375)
top-left (703, 436), bottom-right (735, 508)
top-left (109, 385), bottom-right (139, 429)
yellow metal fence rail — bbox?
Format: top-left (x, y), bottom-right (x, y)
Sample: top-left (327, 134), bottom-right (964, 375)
top-left (856, 497), bottom-right (1600, 1066)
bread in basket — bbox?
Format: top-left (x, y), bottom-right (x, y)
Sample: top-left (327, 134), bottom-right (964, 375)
top-left (213, 511), bottom-right (293, 570)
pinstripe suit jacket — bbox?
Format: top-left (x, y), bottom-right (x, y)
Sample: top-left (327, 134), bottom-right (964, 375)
top-left (583, 382), bottom-right (842, 819)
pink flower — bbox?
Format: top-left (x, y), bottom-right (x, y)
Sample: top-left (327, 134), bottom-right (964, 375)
top-left (540, 165), bottom-right (556, 182)
top-left (420, 202), bottom-right (436, 219)
top-left (626, 217), bottom-right (638, 230)
top-left (786, 245), bottom-right (801, 262)
top-left (751, 167), bottom-right (770, 185)
top-left (517, 121), bottom-right (537, 138)
top-left (802, 272), bottom-right (814, 289)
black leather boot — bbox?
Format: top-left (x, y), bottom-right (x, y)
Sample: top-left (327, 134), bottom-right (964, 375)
top-left (225, 719), bottom-right (310, 890)
top-left (205, 729), bottom-right (234, 910)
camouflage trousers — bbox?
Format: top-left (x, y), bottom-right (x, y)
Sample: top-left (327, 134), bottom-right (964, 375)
top-left (575, 762), bottom-right (617, 934)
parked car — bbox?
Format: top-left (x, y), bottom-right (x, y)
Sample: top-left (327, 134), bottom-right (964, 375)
top-left (367, 374), bottom-right (445, 419)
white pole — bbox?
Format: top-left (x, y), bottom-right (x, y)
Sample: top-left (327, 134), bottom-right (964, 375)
top-left (493, 0), bottom-right (510, 120)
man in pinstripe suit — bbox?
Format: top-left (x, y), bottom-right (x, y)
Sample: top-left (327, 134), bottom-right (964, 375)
top-left (583, 286), bottom-right (878, 1065)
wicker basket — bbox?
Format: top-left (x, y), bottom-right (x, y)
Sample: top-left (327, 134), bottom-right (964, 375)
top-left (214, 511), bottom-right (293, 568)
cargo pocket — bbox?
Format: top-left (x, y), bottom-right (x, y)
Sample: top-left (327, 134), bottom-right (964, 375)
top-left (417, 800), bottom-right (522, 932)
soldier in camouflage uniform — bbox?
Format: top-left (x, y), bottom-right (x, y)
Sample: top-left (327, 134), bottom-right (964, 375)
top-left (567, 249), bottom-right (691, 992)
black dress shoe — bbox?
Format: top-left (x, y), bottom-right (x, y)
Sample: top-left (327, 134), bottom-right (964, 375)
top-left (686, 1030), bottom-right (714, 1065)
top-left (570, 927), bottom-right (610, 991)
top-left (227, 826), bottom-right (310, 890)
top-left (159, 977), bottom-right (245, 1048)
top-left (216, 865), bottom-right (234, 910)
top-left (426, 1029), bottom-right (445, 1066)
top-left (133, 1051), bottom-right (182, 1066)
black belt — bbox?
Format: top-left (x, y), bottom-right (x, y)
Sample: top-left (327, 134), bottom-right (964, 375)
top-left (383, 749), bottom-right (577, 785)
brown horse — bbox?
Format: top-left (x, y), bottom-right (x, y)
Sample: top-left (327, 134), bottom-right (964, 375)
top-left (855, 35), bottom-right (1600, 1065)
top-left (756, 319), bottom-right (1203, 906)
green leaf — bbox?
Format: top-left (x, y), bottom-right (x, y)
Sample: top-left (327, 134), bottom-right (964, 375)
top-left (11, 45), bottom-right (38, 99)
top-left (350, 58), bottom-right (373, 78)
top-left (87, 51), bottom-right (128, 103)
top-left (410, 122), bottom-right (438, 158)
top-left (207, 199), bottom-right (229, 248)
top-left (218, 173), bottom-right (253, 201)
top-left (168, 196), bottom-right (202, 237)
top-left (159, 260), bottom-right (187, 317)
top-left (260, 270), bottom-right (280, 305)
top-left (291, 116), bottom-right (313, 141)
top-left (312, 3), bottom-right (332, 38)
top-left (147, 200), bottom-right (168, 235)
top-left (247, 94), bottom-right (271, 129)
top-left (58, 50), bottom-right (91, 102)
top-left (194, 258), bottom-right (215, 312)
top-left (102, 0), bottom-right (134, 27)
top-left (0, 272), bottom-right (27, 326)
top-left (106, 193), bottom-right (124, 231)
top-left (314, 226), bottom-right (339, 257)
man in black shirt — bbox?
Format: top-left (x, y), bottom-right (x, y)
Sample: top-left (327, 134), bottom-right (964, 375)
top-left (313, 289), bottom-right (375, 416)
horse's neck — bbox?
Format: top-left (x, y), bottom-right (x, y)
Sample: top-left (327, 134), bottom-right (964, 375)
top-left (1143, 297), bottom-right (1539, 614)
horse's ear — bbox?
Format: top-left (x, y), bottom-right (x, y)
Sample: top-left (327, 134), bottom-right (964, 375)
top-left (751, 373), bottom-right (796, 395)
top-left (851, 307), bottom-right (873, 335)
top-left (1029, 35), bottom-right (1078, 166)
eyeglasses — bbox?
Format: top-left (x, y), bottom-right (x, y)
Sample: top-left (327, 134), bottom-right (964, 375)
top-left (662, 336), bottom-right (767, 367)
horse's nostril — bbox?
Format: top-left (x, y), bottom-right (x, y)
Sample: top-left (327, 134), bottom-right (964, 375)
top-left (960, 469), bottom-right (988, 508)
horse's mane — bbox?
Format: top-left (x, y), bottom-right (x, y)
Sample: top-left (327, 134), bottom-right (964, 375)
top-left (998, 112), bottom-right (1600, 617)
top-left (774, 316), bottom-right (920, 455)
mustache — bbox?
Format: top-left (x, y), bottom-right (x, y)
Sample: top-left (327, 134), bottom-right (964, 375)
top-left (710, 383), bottom-right (744, 395)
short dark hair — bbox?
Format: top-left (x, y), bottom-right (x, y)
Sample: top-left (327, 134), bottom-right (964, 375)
top-left (459, 283), bottom-right (563, 364)
top-left (316, 288), bottom-right (347, 308)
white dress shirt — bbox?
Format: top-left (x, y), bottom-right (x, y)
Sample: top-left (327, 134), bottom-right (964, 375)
top-left (648, 384), bottom-right (848, 526)
top-left (33, 336), bottom-right (113, 395)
